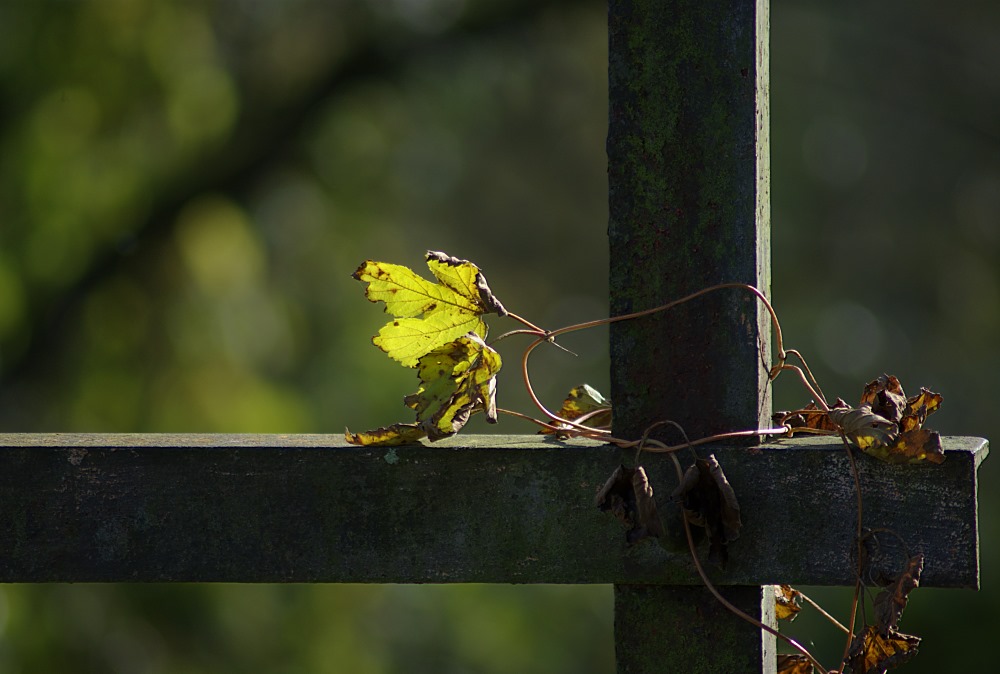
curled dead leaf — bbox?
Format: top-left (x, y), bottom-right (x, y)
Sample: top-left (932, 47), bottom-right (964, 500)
top-left (777, 654), bottom-right (814, 674)
top-left (344, 423), bottom-right (425, 447)
top-left (775, 585), bottom-right (803, 621)
top-left (773, 399), bottom-right (848, 434)
top-left (781, 376), bottom-right (946, 464)
top-left (672, 455), bottom-right (741, 569)
top-left (874, 554), bottom-right (923, 633)
top-left (873, 429), bottom-right (945, 465)
top-left (861, 374), bottom-right (907, 425)
top-left (828, 405), bottom-right (898, 451)
top-left (846, 625), bottom-right (920, 674)
top-left (905, 387), bottom-right (942, 419)
top-left (845, 554), bottom-right (924, 673)
top-left (596, 465), bottom-right (664, 546)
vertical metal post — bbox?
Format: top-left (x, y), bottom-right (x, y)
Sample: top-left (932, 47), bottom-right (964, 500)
top-left (607, 0), bottom-right (774, 671)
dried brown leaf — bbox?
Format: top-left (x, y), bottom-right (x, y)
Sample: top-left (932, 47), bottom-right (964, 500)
top-left (672, 455), bottom-right (741, 569)
top-left (861, 375), bottom-right (907, 425)
top-left (828, 405), bottom-right (899, 450)
top-left (344, 423), bottom-right (425, 447)
top-left (777, 654), bottom-right (815, 674)
top-left (885, 429), bottom-right (945, 464)
top-left (905, 387), bottom-right (942, 417)
top-left (596, 465), bottom-right (664, 546)
top-left (775, 585), bottom-right (803, 621)
top-left (773, 400), bottom-right (845, 433)
top-left (846, 625), bottom-right (920, 674)
top-left (899, 387), bottom-right (943, 432)
top-left (874, 554), bottom-right (923, 633)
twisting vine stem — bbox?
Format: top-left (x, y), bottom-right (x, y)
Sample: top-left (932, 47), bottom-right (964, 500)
top-left (660, 449), bottom-right (831, 674)
top-left (519, 282), bottom-right (788, 435)
top-left (350, 252), bottom-right (940, 673)
top-left (837, 432), bottom-right (867, 673)
top-left (504, 281), bottom-right (880, 673)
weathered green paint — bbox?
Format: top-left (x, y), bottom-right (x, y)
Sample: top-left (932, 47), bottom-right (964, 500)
top-left (0, 433), bottom-right (986, 586)
top-left (608, 0), bottom-right (771, 441)
top-left (615, 585), bottom-right (775, 674)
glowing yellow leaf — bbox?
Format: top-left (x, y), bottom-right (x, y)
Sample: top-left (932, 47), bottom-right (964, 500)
top-left (405, 333), bottom-right (502, 440)
top-left (374, 313), bottom-right (486, 368)
top-left (353, 251), bottom-right (506, 367)
top-left (345, 334), bottom-right (502, 446)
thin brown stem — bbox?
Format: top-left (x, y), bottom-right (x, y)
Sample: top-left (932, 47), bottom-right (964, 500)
top-left (490, 328), bottom-right (547, 345)
top-left (494, 407), bottom-right (616, 446)
top-left (545, 282), bottom-right (785, 358)
top-left (667, 453), bottom-right (829, 674)
top-left (519, 333), bottom-right (611, 435)
top-left (797, 590), bottom-right (851, 636)
top-left (520, 283), bottom-right (786, 433)
top-left (495, 407), bottom-right (565, 432)
top-left (634, 420), bottom-right (691, 466)
top-left (632, 427), bottom-right (789, 453)
top-left (784, 349), bottom-right (829, 408)
top-left (782, 427), bottom-right (839, 437)
top-left (773, 364), bottom-right (830, 411)
top-left (493, 322), bottom-right (577, 355)
top-left (837, 431), bottom-right (865, 672)
top-left (504, 311), bottom-right (548, 334)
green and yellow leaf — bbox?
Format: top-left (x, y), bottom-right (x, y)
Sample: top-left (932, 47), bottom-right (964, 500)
top-left (353, 251), bottom-right (506, 366)
top-left (405, 333), bottom-right (502, 440)
top-left (345, 333), bottom-right (502, 446)
top-left (373, 313), bottom-right (486, 369)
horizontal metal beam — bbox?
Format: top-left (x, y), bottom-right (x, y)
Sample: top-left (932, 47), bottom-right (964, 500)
top-left (0, 434), bottom-right (986, 586)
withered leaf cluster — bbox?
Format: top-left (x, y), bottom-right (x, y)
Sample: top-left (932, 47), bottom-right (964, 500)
top-left (845, 554), bottom-right (924, 674)
top-left (775, 374), bottom-right (945, 464)
top-left (595, 465), bottom-right (664, 546)
top-left (671, 455), bottom-right (741, 569)
top-left (595, 452), bottom-right (743, 570)
top-left (858, 376), bottom-right (944, 464)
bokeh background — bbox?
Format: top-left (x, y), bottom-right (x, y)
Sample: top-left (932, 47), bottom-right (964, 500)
top-left (0, 0), bottom-right (997, 672)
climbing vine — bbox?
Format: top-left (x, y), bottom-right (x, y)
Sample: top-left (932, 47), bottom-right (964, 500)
top-left (347, 250), bottom-right (945, 674)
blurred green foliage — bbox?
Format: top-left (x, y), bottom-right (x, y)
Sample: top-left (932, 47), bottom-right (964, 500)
top-left (0, 0), bottom-right (998, 672)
